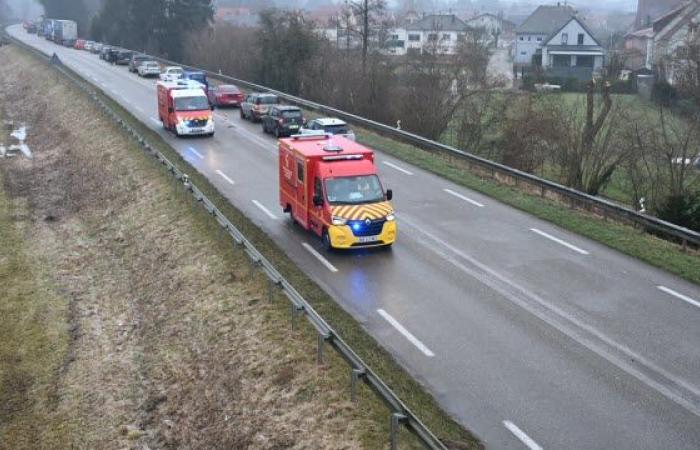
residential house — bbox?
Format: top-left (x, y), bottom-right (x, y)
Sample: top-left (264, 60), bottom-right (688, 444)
top-left (635, 0), bottom-right (683, 29)
top-left (515, 4), bottom-right (605, 79)
top-left (649, 2), bottom-right (700, 85)
top-left (465, 13), bottom-right (516, 47)
top-left (386, 14), bottom-right (471, 56)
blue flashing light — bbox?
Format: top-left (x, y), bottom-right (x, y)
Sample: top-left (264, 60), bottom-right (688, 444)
top-left (352, 222), bottom-right (362, 232)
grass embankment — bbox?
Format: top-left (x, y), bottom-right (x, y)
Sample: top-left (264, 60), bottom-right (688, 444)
top-left (354, 128), bottom-right (700, 286)
top-left (0, 45), bottom-right (480, 449)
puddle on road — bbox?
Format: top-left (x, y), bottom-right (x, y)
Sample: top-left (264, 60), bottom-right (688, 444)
top-left (0, 124), bottom-right (33, 159)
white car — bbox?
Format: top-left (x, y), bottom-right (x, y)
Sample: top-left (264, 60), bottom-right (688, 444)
top-left (138, 61), bottom-right (161, 77)
top-left (300, 118), bottom-right (356, 141)
top-left (160, 66), bottom-right (184, 82)
top-left (84, 41), bottom-right (94, 51)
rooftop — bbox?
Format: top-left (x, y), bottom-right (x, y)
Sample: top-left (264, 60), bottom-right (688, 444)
top-left (516, 4), bottom-right (576, 34)
top-left (405, 14), bottom-right (469, 32)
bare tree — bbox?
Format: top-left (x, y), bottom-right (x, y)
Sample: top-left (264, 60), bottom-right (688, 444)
top-left (348, 0), bottom-right (386, 70)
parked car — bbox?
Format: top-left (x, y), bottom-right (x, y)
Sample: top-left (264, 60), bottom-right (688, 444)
top-left (138, 61), bottom-right (161, 77)
top-left (240, 93), bottom-right (279, 122)
top-left (300, 118), bottom-right (356, 141)
top-left (129, 54), bottom-right (150, 73)
top-left (63, 39), bottom-right (77, 47)
top-left (207, 84), bottom-right (244, 108)
top-left (261, 106), bottom-right (305, 137)
top-left (74, 39), bottom-right (86, 50)
top-left (160, 66), bottom-right (184, 82)
top-left (84, 41), bottom-right (94, 51)
top-left (27, 24), bottom-right (37, 34)
top-left (115, 50), bottom-right (133, 65)
top-left (90, 42), bottom-right (104, 54)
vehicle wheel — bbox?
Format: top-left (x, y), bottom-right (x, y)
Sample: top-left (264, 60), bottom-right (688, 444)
top-left (274, 127), bottom-right (280, 138)
top-left (240, 109), bottom-right (245, 120)
top-left (322, 229), bottom-right (333, 252)
top-left (262, 122), bottom-right (267, 134)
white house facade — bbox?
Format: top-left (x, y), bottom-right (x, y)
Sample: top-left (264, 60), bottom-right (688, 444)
top-left (385, 14), bottom-right (470, 56)
top-left (514, 4), bottom-right (605, 79)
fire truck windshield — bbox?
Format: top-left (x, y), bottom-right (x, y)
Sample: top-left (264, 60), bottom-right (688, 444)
top-left (325, 175), bottom-right (384, 205)
top-left (175, 96), bottom-right (209, 111)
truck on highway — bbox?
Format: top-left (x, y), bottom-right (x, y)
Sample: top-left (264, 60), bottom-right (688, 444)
top-left (279, 134), bottom-right (396, 250)
top-left (157, 81), bottom-right (215, 137)
top-left (52, 20), bottom-right (77, 45)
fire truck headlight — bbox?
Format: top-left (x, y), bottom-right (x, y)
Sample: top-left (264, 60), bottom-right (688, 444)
top-left (332, 216), bottom-right (347, 226)
top-left (386, 213), bottom-right (396, 222)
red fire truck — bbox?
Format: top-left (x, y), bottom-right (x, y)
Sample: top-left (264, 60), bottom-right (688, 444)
top-left (279, 134), bottom-right (396, 250)
top-left (157, 81), bottom-right (214, 137)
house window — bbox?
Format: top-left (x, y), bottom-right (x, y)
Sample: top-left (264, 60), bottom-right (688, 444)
top-left (578, 33), bottom-right (585, 45)
top-left (552, 54), bottom-right (571, 67)
top-left (576, 55), bottom-right (594, 67)
top-left (391, 34), bottom-right (399, 40)
top-left (520, 51), bottom-right (527, 55)
top-left (457, 34), bottom-right (465, 41)
top-left (537, 36), bottom-right (542, 41)
top-left (408, 33), bottom-right (420, 41)
top-left (528, 36), bottom-right (531, 41)
top-left (520, 36), bottom-right (524, 41)
top-left (442, 33), bottom-right (451, 41)
top-left (428, 33), bottom-right (438, 41)
top-left (561, 33), bottom-right (568, 44)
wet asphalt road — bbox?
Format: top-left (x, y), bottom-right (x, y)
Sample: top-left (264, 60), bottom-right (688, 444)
top-left (9, 25), bottom-right (700, 449)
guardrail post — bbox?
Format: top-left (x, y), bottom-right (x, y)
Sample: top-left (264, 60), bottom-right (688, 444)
top-left (390, 413), bottom-right (407, 450)
top-left (317, 333), bottom-right (330, 365)
top-left (350, 368), bottom-right (365, 402)
top-left (290, 304), bottom-right (304, 330)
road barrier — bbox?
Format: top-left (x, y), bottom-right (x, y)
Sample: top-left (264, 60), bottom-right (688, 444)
top-left (8, 34), bottom-right (450, 450)
top-left (144, 55), bottom-right (700, 250)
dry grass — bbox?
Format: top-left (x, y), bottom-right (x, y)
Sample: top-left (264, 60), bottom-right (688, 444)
top-left (0, 44), bottom-right (392, 449)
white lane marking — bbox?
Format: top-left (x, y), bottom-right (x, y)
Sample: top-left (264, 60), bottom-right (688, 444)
top-left (382, 161), bottom-right (414, 175)
top-left (302, 243), bottom-right (339, 273)
top-left (503, 421), bottom-right (543, 450)
top-left (377, 309), bottom-right (435, 357)
top-left (150, 117), bottom-right (161, 125)
top-left (188, 147), bottom-right (203, 159)
top-left (530, 228), bottom-right (589, 255)
top-left (216, 170), bottom-right (235, 185)
top-left (252, 200), bottom-right (277, 220)
top-left (658, 286), bottom-right (700, 309)
top-left (444, 188), bottom-right (485, 208)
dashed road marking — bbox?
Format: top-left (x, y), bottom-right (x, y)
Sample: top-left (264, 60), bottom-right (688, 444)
top-left (216, 170), bottom-right (235, 185)
top-left (302, 243), bottom-right (339, 273)
top-left (444, 188), bottom-right (485, 208)
top-left (503, 421), bottom-right (543, 450)
top-left (657, 286), bottom-right (700, 309)
top-left (252, 200), bottom-right (277, 220)
top-left (188, 147), bottom-right (203, 159)
top-left (382, 161), bottom-right (414, 176)
top-left (530, 228), bottom-right (589, 255)
top-left (377, 309), bottom-right (435, 357)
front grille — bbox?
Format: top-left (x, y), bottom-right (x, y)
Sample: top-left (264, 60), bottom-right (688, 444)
top-left (187, 119), bottom-right (208, 127)
top-left (349, 219), bottom-right (385, 237)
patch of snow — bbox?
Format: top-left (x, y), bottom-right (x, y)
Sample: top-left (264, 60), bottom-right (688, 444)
top-left (10, 126), bottom-right (27, 141)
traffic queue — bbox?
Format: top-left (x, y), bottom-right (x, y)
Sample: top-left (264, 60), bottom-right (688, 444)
top-left (26, 21), bottom-right (397, 251)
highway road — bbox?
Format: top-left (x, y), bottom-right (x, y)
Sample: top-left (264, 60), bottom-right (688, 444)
top-left (9, 26), bottom-right (700, 449)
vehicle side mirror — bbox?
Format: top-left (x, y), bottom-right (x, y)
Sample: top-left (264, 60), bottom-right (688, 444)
top-left (386, 189), bottom-right (393, 201)
top-left (313, 195), bottom-right (324, 207)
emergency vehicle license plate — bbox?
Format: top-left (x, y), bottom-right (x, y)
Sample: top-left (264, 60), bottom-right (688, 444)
top-left (289, 125), bottom-right (299, 129)
top-left (358, 236), bottom-right (379, 244)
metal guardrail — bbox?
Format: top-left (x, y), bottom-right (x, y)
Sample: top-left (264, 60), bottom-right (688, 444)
top-left (143, 55), bottom-right (700, 250)
top-left (8, 34), bottom-right (450, 450)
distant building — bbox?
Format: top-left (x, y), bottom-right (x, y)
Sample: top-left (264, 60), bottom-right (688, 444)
top-left (386, 14), bottom-right (472, 56)
top-left (514, 4), bottom-right (605, 79)
top-left (465, 13), bottom-right (516, 47)
top-left (215, 7), bottom-right (258, 27)
top-left (635, 0), bottom-right (683, 30)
